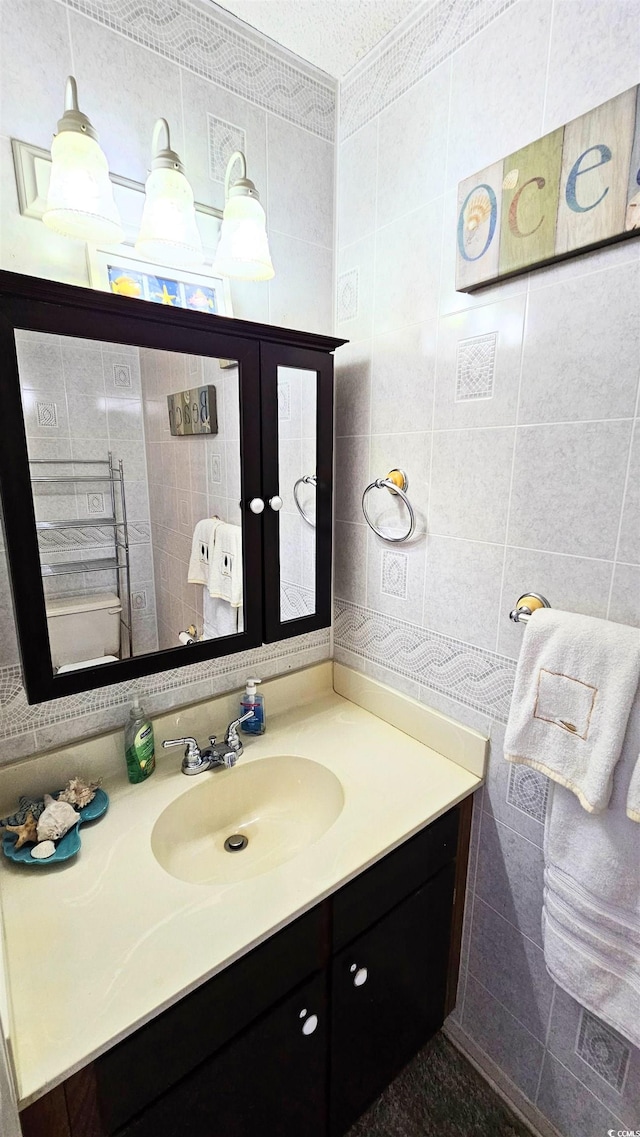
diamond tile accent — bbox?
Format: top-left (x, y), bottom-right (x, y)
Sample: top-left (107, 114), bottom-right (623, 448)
top-left (576, 1009), bottom-right (630, 1092)
top-left (455, 333), bottom-right (497, 401)
top-left (208, 115), bottom-right (246, 183)
top-left (60, 0), bottom-right (336, 141)
top-left (337, 269), bottom-right (359, 323)
top-left (87, 493), bottom-right (105, 514)
top-left (381, 551), bottom-right (408, 599)
top-left (36, 401), bottom-right (58, 428)
top-left (278, 380), bottom-right (291, 421)
top-left (113, 363), bottom-right (132, 388)
top-left (506, 763), bottom-right (549, 823)
top-left (340, 0), bottom-right (519, 139)
top-left (131, 590), bottom-right (147, 611)
top-left (334, 600), bottom-right (516, 719)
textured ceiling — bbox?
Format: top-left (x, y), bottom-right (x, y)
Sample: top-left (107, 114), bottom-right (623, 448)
top-left (212, 0), bottom-right (421, 78)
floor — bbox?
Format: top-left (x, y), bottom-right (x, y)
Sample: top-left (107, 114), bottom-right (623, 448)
top-left (347, 1033), bottom-right (533, 1137)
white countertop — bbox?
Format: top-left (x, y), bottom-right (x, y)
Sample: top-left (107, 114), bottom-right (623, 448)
top-left (0, 664), bottom-right (485, 1108)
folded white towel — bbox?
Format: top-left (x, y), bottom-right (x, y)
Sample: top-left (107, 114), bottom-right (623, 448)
top-left (209, 522), bottom-right (243, 609)
top-left (202, 591), bottom-right (239, 638)
top-left (187, 518), bottom-right (221, 587)
top-left (542, 694), bottom-right (640, 1049)
top-left (627, 752), bottom-right (640, 823)
top-left (505, 609), bottom-right (640, 813)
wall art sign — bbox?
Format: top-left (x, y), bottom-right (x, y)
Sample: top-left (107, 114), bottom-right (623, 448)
top-left (167, 386), bottom-right (218, 436)
top-left (87, 248), bottom-right (233, 317)
top-left (456, 85), bottom-right (640, 292)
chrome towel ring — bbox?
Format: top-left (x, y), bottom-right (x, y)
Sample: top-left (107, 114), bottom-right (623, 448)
top-left (362, 468), bottom-right (416, 543)
top-left (293, 474), bottom-right (317, 526)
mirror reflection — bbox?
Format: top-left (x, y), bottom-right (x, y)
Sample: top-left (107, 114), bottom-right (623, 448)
top-left (15, 330), bottom-right (242, 672)
top-left (277, 366), bottom-right (316, 622)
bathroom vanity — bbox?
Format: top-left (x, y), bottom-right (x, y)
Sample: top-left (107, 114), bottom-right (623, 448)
top-left (0, 663), bottom-right (486, 1136)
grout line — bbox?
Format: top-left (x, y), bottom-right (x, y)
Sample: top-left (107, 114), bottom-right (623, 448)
top-left (494, 288), bottom-right (530, 651)
top-left (605, 382), bottom-right (640, 618)
top-left (465, 969), bottom-right (550, 1048)
top-left (535, 984), bottom-right (556, 1104)
top-left (539, 0), bottom-right (556, 135)
top-left (473, 893), bottom-right (547, 952)
top-left (362, 116), bottom-right (381, 609)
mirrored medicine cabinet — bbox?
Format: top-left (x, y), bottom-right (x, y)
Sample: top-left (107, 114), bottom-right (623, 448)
top-left (0, 271), bottom-right (345, 704)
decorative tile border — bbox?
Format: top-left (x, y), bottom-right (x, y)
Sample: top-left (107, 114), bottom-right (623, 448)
top-left (281, 581), bottom-right (316, 621)
top-left (0, 629), bottom-right (330, 743)
top-left (57, 0), bottom-right (336, 141)
top-left (334, 599), bottom-right (516, 719)
top-left (340, 0), bottom-right (518, 139)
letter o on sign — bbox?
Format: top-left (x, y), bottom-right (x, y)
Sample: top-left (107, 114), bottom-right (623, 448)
top-left (457, 183), bottom-right (498, 262)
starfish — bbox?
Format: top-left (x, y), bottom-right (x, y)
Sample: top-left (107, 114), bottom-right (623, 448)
top-left (5, 811), bottom-right (38, 849)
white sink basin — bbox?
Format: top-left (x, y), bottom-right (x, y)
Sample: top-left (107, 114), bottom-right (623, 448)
top-left (151, 754), bottom-right (344, 884)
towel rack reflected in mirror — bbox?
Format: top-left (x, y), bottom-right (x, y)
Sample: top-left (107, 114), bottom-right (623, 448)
top-left (362, 468), bottom-right (416, 544)
top-left (510, 593), bottom-right (552, 624)
top-left (293, 474), bottom-right (317, 526)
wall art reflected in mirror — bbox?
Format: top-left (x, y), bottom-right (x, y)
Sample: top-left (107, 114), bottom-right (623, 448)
top-left (15, 330), bottom-right (244, 672)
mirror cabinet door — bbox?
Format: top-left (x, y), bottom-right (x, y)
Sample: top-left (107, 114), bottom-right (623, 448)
top-left (0, 301), bottom-right (262, 701)
top-left (261, 344), bottom-right (333, 642)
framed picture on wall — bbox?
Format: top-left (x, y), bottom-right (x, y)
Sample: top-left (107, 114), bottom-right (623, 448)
top-left (86, 247), bottom-right (234, 319)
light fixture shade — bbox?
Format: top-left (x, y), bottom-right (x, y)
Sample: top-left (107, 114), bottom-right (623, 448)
top-left (214, 193), bottom-right (275, 281)
top-left (43, 77), bottom-right (123, 244)
top-left (213, 150), bottom-right (274, 282)
top-left (135, 119), bottom-right (203, 269)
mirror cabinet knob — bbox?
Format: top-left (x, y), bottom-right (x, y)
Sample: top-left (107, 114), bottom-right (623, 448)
top-left (249, 498), bottom-right (265, 514)
top-left (269, 495), bottom-right (283, 511)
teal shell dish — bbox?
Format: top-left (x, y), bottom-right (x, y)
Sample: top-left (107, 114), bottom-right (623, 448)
top-left (2, 789), bottom-right (109, 866)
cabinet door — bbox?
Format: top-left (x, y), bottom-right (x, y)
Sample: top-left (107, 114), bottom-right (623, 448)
top-left (330, 862), bottom-right (455, 1137)
top-left (116, 971), bottom-right (327, 1137)
top-left (260, 343), bottom-right (333, 641)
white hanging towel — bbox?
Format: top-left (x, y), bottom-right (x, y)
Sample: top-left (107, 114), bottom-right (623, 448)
top-left (627, 753), bottom-right (640, 822)
top-left (504, 608), bottom-right (640, 813)
top-left (542, 694), bottom-right (640, 1049)
top-left (202, 591), bottom-right (241, 638)
top-left (209, 522), bottom-right (243, 609)
top-left (187, 518), bottom-right (222, 587)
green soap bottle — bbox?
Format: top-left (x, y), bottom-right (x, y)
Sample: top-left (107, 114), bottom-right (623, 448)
top-left (124, 697), bottom-right (156, 784)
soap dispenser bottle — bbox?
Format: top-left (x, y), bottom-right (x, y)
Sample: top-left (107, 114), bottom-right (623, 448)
top-left (240, 677), bottom-right (265, 734)
top-left (124, 697), bottom-right (156, 783)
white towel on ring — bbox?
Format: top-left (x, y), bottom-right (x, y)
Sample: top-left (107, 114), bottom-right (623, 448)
top-left (187, 518), bottom-right (221, 588)
top-left (209, 522), bottom-right (243, 609)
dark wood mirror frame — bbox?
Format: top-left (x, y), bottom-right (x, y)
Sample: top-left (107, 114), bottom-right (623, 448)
top-left (0, 270), bottom-right (344, 704)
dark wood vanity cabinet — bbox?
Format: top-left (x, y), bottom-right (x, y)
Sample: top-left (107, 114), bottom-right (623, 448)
top-left (20, 799), bottom-right (472, 1137)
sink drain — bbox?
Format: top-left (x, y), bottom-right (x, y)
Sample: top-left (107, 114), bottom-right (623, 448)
top-left (224, 833), bottom-right (248, 853)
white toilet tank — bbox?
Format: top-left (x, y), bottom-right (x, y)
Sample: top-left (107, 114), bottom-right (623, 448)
top-left (46, 592), bottom-right (122, 669)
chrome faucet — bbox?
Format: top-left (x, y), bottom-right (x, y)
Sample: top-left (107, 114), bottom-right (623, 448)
top-left (162, 711), bottom-right (255, 776)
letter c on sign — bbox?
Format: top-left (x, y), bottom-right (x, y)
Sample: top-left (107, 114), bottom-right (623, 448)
top-left (508, 176), bottom-right (546, 238)
top-left (457, 183), bottom-right (498, 262)
top-left (566, 144), bottom-right (612, 213)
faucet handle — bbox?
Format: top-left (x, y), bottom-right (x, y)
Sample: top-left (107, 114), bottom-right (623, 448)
top-left (225, 711), bottom-right (255, 752)
top-left (162, 736), bottom-right (203, 772)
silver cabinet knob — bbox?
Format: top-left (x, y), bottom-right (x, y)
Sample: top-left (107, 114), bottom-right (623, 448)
top-left (301, 1013), bottom-right (318, 1035)
top-left (350, 963), bottom-right (368, 987)
top-left (269, 495), bottom-right (283, 511)
top-left (248, 498), bottom-right (265, 514)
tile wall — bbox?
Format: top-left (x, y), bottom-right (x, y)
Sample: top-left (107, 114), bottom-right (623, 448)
top-left (0, 0), bottom-right (335, 761)
top-left (334, 1), bottom-right (640, 1134)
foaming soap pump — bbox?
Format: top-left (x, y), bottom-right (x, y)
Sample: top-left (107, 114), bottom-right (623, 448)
top-left (239, 677), bottom-right (265, 734)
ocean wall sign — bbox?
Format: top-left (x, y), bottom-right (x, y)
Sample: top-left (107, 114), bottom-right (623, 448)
top-left (456, 85), bottom-right (640, 292)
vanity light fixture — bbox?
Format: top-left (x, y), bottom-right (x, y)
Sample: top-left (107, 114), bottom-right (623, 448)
top-left (42, 76), bottom-right (123, 244)
top-left (135, 119), bottom-right (203, 269)
top-left (213, 150), bottom-right (274, 281)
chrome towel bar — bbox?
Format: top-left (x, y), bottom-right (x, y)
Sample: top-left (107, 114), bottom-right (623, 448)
top-left (293, 474), bottom-right (317, 526)
top-left (510, 593), bottom-right (552, 623)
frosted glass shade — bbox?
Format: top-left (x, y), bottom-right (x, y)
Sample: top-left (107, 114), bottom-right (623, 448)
top-left (213, 194), bottom-right (274, 281)
top-left (135, 166), bottom-right (203, 269)
top-left (43, 130), bottom-right (123, 244)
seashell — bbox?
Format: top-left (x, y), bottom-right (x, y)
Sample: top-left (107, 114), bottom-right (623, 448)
top-left (31, 840), bottom-right (56, 860)
top-left (464, 189), bottom-right (492, 232)
top-left (1, 795), bottom-right (46, 828)
top-left (503, 168), bottom-right (519, 190)
top-left (57, 777), bottom-right (100, 809)
top-left (5, 812), bottom-right (38, 849)
top-left (36, 795), bottom-right (79, 843)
